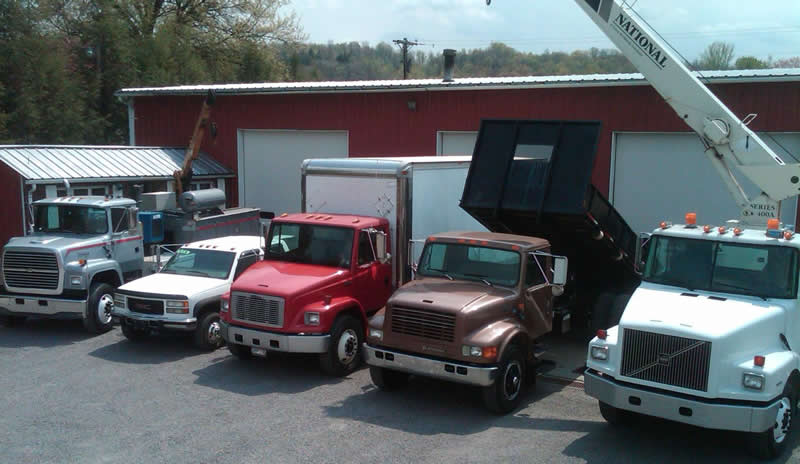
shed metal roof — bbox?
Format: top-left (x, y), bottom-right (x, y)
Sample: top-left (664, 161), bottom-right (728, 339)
top-left (0, 146), bottom-right (234, 184)
top-left (116, 68), bottom-right (800, 97)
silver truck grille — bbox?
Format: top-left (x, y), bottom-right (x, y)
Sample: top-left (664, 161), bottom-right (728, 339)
top-left (621, 329), bottom-right (712, 392)
top-left (231, 292), bottom-right (284, 328)
top-left (390, 306), bottom-right (455, 342)
top-left (2, 250), bottom-right (61, 290)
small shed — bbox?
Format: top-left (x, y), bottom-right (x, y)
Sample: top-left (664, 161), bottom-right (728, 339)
top-left (0, 145), bottom-right (235, 247)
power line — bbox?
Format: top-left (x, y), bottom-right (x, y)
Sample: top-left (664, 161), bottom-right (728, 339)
top-left (393, 38), bottom-right (424, 79)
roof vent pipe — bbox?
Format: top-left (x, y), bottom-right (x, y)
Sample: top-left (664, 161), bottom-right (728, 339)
top-left (443, 49), bottom-right (456, 82)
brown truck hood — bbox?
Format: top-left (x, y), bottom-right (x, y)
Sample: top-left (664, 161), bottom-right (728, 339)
top-left (388, 278), bottom-right (515, 313)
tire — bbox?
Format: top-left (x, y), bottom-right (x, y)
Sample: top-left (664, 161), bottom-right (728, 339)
top-left (194, 311), bottom-right (224, 351)
top-left (482, 345), bottom-right (526, 414)
top-left (227, 343), bottom-right (252, 360)
top-left (590, 292), bottom-right (615, 335)
top-left (319, 314), bottom-right (363, 377)
top-left (121, 321), bottom-right (148, 342)
top-left (0, 315), bottom-right (26, 327)
top-left (83, 282), bottom-right (115, 334)
top-left (598, 401), bottom-right (630, 426)
top-left (747, 379), bottom-right (797, 460)
top-left (608, 293), bottom-right (632, 328)
top-left (370, 366), bottom-right (409, 390)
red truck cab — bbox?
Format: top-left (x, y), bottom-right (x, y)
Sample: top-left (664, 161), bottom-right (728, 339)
top-left (218, 213), bottom-right (392, 375)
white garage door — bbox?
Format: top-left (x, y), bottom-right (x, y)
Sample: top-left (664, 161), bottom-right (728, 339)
top-left (237, 130), bottom-right (348, 215)
top-left (612, 132), bottom-right (799, 234)
top-left (437, 131), bottom-right (478, 156)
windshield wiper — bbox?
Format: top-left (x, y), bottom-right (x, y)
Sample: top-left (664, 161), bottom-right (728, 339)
top-left (429, 268), bottom-right (454, 280)
top-left (182, 270), bottom-right (210, 277)
top-left (465, 273), bottom-right (493, 287)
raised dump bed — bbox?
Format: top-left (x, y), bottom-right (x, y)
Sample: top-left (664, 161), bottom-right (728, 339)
top-left (460, 119), bottom-right (641, 332)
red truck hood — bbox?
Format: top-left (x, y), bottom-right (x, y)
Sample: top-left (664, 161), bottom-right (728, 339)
top-left (231, 260), bottom-right (349, 298)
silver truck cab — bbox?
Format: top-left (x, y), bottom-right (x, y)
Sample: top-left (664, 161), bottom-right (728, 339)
top-left (0, 196), bottom-right (143, 333)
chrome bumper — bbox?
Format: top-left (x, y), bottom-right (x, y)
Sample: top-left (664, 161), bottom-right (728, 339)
top-left (584, 370), bottom-right (781, 433)
top-left (220, 321), bottom-right (330, 354)
top-left (0, 294), bottom-right (86, 316)
top-left (114, 309), bottom-right (197, 331)
top-left (363, 343), bottom-right (499, 387)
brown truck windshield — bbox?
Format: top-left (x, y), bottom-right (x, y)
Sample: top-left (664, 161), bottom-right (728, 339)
top-left (418, 242), bottom-right (521, 287)
top-left (267, 222), bottom-right (354, 269)
top-left (33, 205), bottom-right (108, 235)
top-left (643, 236), bottom-right (799, 299)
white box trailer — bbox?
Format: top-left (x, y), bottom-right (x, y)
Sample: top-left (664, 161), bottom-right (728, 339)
top-left (301, 156), bottom-right (486, 287)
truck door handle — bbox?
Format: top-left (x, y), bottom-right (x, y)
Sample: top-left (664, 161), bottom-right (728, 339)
top-left (343, 280), bottom-right (352, 287)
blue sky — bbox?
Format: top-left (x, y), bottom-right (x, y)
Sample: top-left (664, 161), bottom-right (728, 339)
top-left (287, 0), bottom-right (800, 63)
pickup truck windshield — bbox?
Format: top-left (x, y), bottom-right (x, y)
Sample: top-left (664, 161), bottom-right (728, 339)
top-left (33, 205), bottom-right (108, 234)
top-left (643, 235), bottom-right (799, 299)
top-left (267, 222), bottom-right (354, 268)
top-left (161, 248), bottom-right (236, 279)
top-left (418, 242), bottom-right (520, 287)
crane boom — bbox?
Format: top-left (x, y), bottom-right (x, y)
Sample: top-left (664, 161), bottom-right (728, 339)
top-left (572, 0), bottom-right (800, 226)
top-left (174, 90), bottom-right (215, 197)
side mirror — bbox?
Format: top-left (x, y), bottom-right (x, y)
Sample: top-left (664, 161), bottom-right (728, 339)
top-left (374, 231), bottom-right (390, 264)
top-left (636, 232), bottom-right (652, 271)
top-left (552, 256), bottom-right (568, 286)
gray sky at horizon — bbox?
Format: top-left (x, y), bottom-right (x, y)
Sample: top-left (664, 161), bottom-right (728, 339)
top-left (286, 0), bottom-right (800, 64)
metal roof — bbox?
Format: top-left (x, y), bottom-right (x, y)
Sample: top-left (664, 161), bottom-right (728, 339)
top-left (0, 146), bottom-right (234, 184)
top-left (116, 68), bottom-right (800, 97)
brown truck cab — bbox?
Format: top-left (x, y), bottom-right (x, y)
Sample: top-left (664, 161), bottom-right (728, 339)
top-left (363, 231), bottom-right (567, 413)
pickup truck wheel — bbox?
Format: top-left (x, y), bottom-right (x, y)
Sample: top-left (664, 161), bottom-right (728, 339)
top-left (370, 366), bottom-right (409, 390)
top-left (747, 380), bottom-right (797, 459)
top-left (121, 322), bottom-right (148, 342)
top-left (590, 292), bottom-right (615, 335)
top-left (0, 315), bottom-right (26, 327)
top-left (598, 401), bottom-right (630, 426)
top-left (83, 282), bottom-right (114, 334)
top-left (482, 345), bottom-right (525, 414)
top-left (228, 343), bottom-right (252, 360)
top-left (320, 314), bottom-right (363, 377)
top-left (194, 312), bottom-right (224, 351)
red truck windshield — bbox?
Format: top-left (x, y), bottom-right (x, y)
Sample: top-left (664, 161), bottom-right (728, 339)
top-left (267, 222), bottom-right (354, 269)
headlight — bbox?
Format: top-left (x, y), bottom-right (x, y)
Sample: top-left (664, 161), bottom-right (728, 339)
top-left (113, 294), bottom-right (126, 309)
top-left (462, 345), bottom-right (497, 359)
top-left (304, 312), bottom-right (320, 325)
top-left (369, 328), bottom-right (383, 340)
top-left (591, 345), bottom-right (609, 361)
top-left (743, 373), bottom-right (765, 390)
top-left (165, 300), bottom-right (190, 314)
top-left (70, 276), bottom-right (82, 286)
top-left (221, 299), bottom-right (230, 313)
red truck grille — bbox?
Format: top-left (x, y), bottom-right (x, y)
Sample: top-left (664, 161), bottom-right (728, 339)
top-left (231, 292), bottom-right (284, 328)
top-left (620, 329), bottom-right (712, 392)
top-left (390, 306), bottom-right (455, 342)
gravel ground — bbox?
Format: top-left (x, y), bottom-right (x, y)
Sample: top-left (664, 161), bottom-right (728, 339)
top-left (1, 319), bottom-right (798, 464)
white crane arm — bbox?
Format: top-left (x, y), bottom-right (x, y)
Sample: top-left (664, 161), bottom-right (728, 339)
top-left (574, 0), bottom-right (800, 224)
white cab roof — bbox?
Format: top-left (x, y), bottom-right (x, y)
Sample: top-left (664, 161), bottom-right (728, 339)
top-left (182, 235), bottom-right (263, 253)
top-left (653, 223), bottom-right (800, 249)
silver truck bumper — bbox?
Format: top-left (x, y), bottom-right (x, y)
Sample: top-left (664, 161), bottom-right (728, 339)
top-left (0, 295), bottom-right (86, 316)
top-left (363, 343), bottom-right (499, 387)
top-left (114, 309), bottom-right (197, 331)
top-left (584, 370), bottom-right (781, 433)
top-left (221, 321), bottom-right (330, 354)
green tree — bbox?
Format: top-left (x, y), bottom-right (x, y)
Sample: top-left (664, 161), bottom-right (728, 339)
top-left (734, 56), bottom-right (769, 70)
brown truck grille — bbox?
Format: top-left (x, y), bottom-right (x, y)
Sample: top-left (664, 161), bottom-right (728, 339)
top-left (2, 250), bottom-right (60, 290)
top-left (621, 329), bottom-right (712, 392)
top-left (232, 292), bottom-right (284, 328)
top-left (390, 306), bottom-right (455, 342)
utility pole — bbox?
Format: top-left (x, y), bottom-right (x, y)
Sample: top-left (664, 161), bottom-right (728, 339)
top-left (393, 38), bottom-right (423, 79)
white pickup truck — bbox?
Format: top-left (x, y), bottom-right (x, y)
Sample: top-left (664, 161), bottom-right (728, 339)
top-left (112, 236), bottom-right (263, 350)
